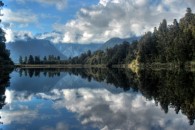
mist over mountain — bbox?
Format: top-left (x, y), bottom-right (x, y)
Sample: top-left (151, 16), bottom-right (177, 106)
top-left (51, 36), bottom-right (139, 58)
top-left (6, 39), bottom-right (66, 63)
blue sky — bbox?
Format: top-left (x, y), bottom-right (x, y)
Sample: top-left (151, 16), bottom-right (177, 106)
top-left (3, 0), bottom-right (99, 33)
top-left (1, 0), bottom-right (195, 43)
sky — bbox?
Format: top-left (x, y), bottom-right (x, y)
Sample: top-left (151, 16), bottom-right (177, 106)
top-left (1, 0), bottom-right (195, 44)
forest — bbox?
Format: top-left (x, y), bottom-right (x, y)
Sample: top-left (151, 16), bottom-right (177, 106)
top-left (59, 8), bottom-right (195, 68)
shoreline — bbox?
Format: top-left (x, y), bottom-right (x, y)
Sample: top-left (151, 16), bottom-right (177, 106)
top-left (14, 62), bottom-right (195, 72)
top-left (14, 64), bottom-right (107, 69)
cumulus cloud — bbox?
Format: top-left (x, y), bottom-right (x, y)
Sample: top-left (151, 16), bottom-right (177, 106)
top-left (2, 8), bottom-right (38, 25)
top-left (47, 0), bottom-right (194, 44)
top-left (36, 31), bottom-right (63, 44)
top-left (4, 29), bottom-right (34, 42)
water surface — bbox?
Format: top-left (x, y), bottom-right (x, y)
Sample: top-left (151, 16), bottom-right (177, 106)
top-left (0, 68), bottom-right (195, 130)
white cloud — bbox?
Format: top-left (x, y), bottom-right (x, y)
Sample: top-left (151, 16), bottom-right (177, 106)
top-left (2, 90), bottom-right (37, 125)
top-left (99, 0), bottom-right (120, 6)
top-left (4, 29), bottom-right (34, 42)
top-left (2, 8), bottom-right (38, 25)
top-left (5, 90), bottom-right (34, 104)
top-left (36, 32), bottom-right (63, 43)
top-left (4, 28), bottom-right (14, 43)
top-left (0, 8), bottom-right (38, 42)
top-left (47, 0), bottom-right (194, 44)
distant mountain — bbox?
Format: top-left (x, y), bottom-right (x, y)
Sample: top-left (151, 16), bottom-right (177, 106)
top-left (54, 43), bottom-right (102, 58)
top-left (100, 36), bottom-right (139, 50)
top-left (6, 35), bottom-right (139, 63)
top-left (6, 39), bottom-right (66, 63)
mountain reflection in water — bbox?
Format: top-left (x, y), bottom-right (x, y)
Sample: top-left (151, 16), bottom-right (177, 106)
top-left (0, 68), bottom-right (195, 130)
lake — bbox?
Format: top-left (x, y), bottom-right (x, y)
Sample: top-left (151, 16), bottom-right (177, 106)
top-left (0, 68), bottom-right (195, 130)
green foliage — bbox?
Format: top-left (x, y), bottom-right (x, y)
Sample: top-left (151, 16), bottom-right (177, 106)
top-left (0, 1), bottom-right (13, 67)
top-left (65, 41), bottom-right (138, 67)
top-left (137, 8), bottom-right (195, 65)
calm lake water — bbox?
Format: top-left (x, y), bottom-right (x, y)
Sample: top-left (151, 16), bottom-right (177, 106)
top-left (0, 68), bottom-right (195, 130)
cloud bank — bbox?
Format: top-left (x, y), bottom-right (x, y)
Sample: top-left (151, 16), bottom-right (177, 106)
top-left (36, 0), bottom-right (195, 43)
top-left (4, 0), bottom-right (195, 43)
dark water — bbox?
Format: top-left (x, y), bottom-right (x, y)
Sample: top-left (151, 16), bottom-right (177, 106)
top-left (0, 68), bottom-right (195, 130)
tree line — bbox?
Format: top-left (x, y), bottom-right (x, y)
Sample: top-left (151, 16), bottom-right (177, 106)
top-left (19, 55), bottom-right (61, 64)
top-left (19, 68), bottom-right (63, 78)
top-left (42, 42), bottom-right (136, 67)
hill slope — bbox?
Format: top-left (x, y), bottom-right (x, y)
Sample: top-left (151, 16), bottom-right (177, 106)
top-left (7, 39), bottom-right (66, 63)
top-left (54, 43), bottom-right (102, 58)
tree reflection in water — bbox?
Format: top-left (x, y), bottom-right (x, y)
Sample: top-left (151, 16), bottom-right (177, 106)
top-left (19, 68), bottom-right (195, 125)
top-left (0, 68), bottom-right (13, 125)
top-left (137, 69), bottom-right (195, 125)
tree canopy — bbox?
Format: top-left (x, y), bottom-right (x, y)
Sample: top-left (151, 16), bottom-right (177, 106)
top-left (0, 1), bottom-right (13, 67)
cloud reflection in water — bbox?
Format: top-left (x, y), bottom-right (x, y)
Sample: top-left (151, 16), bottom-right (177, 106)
top-left (2, 87), bottom-right (194, 130)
